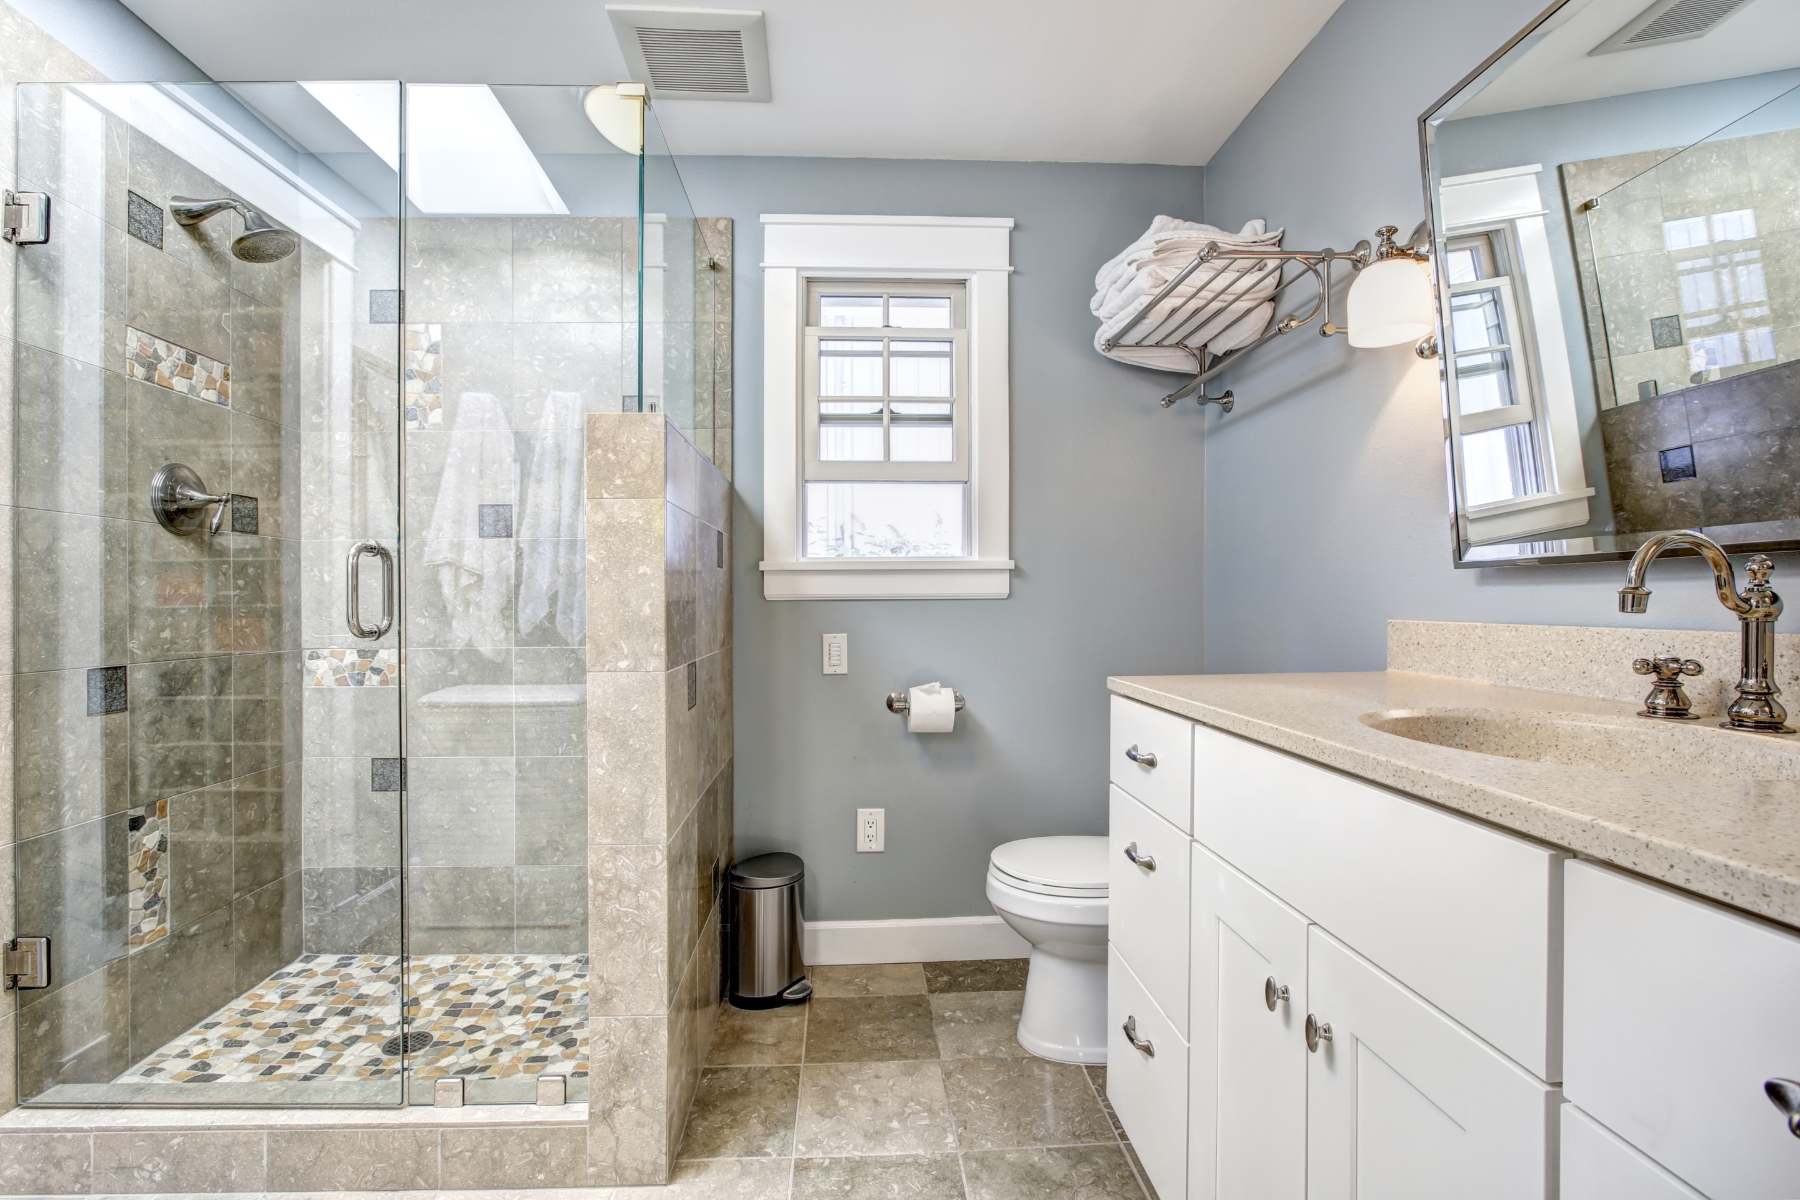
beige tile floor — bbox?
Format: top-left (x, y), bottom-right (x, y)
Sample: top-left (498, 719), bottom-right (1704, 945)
top-left (59, 961), bottom-right (1158, 1200)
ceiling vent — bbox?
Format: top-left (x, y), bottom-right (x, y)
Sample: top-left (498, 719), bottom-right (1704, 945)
top-left (1590, 0), bottom-right (1758, 54)
top-left (606, 6), bottom-right (771, 102)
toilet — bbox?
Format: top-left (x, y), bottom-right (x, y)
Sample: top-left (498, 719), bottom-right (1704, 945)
top-left (985, 835), bottom-right (1109, 1064)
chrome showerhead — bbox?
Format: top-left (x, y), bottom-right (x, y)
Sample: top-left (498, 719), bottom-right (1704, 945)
top-left (169, 195), bottom-right (298, 263)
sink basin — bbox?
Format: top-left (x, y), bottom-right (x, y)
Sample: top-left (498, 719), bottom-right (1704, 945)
top-left (1358, 707), bottom-right (1800, 779)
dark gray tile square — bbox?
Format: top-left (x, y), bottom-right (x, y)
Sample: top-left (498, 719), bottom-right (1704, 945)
top-left (126, 190), bottom-right (162, 248)
top-left (717, 527), bottom-right (725, 568)
top-left (1659, 444), bottom-right (1697, 483)
top-left (688, 659), bottom-right (698, 710)
top-left (1650, 313), bottom-right (1683, 349)
top-left (804, 995), bottom-right (939, 1063)
top-left (369, 288), bottom-right (401, 323)
top-left (924, 959), bottom-right (1030, 993)
top-left (87, 665), bottom-right (127, 715)
top-left (371, 757), bottom-right (404, 792)
top-left (230, 493), bottom-right (259, 533)
top-left (478, 503), bottom-right (513, 538)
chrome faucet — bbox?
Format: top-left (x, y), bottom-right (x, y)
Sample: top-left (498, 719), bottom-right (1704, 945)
top-left (1618, 531), bottom-right (1793, 734)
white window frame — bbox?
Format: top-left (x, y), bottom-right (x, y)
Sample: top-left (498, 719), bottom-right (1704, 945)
top-left (1440, 165), bottom-right (1594, 545)
top-left (760, 215), bottom-right (1014, 600)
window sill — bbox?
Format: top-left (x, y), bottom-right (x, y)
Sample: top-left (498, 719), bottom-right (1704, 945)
top-left (759, 558), bottom-right (1016, 600)
top-left (1467, 487), bottom-right (1596, 545)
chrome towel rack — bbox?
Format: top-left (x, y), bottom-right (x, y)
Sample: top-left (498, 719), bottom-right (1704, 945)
top-left (1103, 237), bottom-right (1376, 411)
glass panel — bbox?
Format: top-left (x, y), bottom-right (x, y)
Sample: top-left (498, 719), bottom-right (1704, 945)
top-left (1449, 289), bottom-right (1506, 353)
top-left (9, 80), bottom-right (405, 1104)
top-left (1444, 247), bottom-right (1482, 284)
top-left (889, 424), bottom-right (955, 462)
top-left (888, 341), bottom-right (953, 397)
top-left (888, 296), bottom-right (953, 328)
top-left (1462, 424), bottom-right (1546, 507)
top-left (819, 295), bottom-right (884, 327)
top-left (1453, 350), bottom-right (1519, 415)
top-left (820, 424), bottom-right (886, 461)
top-left (805, 482), bottom-right (967, 557)
top-left (820, 341), bottom-right (884, 396)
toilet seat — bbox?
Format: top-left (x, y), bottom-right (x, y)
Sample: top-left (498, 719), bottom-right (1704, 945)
top-left (988, 836), bottom-right (1108, 898)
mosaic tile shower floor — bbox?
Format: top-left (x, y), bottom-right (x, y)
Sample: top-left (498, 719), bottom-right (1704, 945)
top-left (118, 953), bottom-right (587, 1085)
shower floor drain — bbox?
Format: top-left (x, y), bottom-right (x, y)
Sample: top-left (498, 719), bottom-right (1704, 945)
top-left (381, 1031), bottom-right (434, 1057)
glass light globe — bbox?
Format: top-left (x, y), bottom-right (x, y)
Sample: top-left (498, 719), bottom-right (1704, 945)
top-left (1346, 256), bottom-right (1434, 348)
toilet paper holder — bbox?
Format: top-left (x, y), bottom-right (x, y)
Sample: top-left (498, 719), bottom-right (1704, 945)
top-left (885, 690), bottom-right (966, 713)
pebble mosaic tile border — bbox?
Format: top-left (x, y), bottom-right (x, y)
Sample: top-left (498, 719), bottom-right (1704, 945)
top-left (305, 647), bottom-right (403, 686)
top-left (119, 952), bottom-right (588, 1084)
top-left (404, 323), bottom-right (443, 429)
top-left (125, 326), bottom-right (229, 405)
top-left (126, 798), bottom-right (169, 951)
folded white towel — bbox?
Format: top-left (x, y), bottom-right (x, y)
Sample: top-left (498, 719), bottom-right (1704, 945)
top-left (1092, 216), bottom-right (1285, 372)
top-left (516, 390), bottom-right (587, 647)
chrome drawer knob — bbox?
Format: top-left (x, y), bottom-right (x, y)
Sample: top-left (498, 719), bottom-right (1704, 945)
top-left (1767, 1078), bottom-right (1800, 1138)
top-left (1305, 1013), bottom-right (1332, 1052)
top-left (1265, 977), bottom-right (1289, 1011)
top-left (1122, 1015), bottom-right (1155, 1057)
top-left (1125, 744), bottom-right (1158, 768)
top-left (1123, 842), bottom-right (1156, 871)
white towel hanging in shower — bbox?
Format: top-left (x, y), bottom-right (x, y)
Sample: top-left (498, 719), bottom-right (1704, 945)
top-left (422, 391), bottom-right (516, 659)
top-left (516, 390), bottom-right (586, 646)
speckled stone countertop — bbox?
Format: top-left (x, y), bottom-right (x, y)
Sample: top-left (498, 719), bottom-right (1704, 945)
top-left (1108, 667), bottom-right (1800, 931)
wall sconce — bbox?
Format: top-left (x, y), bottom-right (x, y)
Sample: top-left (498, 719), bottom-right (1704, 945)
top-left (1346, 224), bottom-right (1439, 359)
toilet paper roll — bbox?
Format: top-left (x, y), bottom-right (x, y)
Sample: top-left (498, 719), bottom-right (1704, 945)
top-left (907, 682), bottom-right (957, 733)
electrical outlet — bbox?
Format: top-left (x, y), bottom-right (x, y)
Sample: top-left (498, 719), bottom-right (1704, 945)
top-left (823, 632), bottom-right (848, 674)
top-left (856, 807), bottom-right (885, 852)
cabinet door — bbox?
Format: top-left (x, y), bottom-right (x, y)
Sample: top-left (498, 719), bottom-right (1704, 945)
top-left (1565, 860), bottom-right (1800, 1198)
top-left (1561, 1104), bottom-right (1706, 1200)
top-left (1109, 945), bottom-right (1190, 1200)
top-left (1110, 786), bottom-right (1192, 1038)
top-left (1307, 927), bottom-right (1558, 1200)
top-left (1190, 843), bottom-right (1308, 1200)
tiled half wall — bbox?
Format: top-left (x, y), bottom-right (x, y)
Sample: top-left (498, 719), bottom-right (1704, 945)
top-left (586, 413), bottom-right (735, 1185)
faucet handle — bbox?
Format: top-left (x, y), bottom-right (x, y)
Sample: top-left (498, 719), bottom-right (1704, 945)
top-left (1634, 656), bottom-right (1705, 719)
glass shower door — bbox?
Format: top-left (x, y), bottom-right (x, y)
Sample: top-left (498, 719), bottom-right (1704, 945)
top-left (9, 79), bottom-right (406, 1104)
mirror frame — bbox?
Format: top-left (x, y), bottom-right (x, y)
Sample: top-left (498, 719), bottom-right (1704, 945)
top-left (1418, 0), bottom-right (1800, 569)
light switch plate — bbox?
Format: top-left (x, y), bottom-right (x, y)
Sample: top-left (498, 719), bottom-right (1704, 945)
top-left (823, 632), bottom-right (848, 674)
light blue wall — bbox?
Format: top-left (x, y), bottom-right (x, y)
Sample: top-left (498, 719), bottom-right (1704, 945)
top-left (1198, 0), bottom-right (1800, 676)
top-left (10, 0), bottom-right (199, 80)
top-left (674, 157), bottom-right (1207, 920)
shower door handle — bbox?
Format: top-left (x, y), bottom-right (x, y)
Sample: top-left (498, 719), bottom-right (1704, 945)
top-left (347, 540), bottom-right (395, 639)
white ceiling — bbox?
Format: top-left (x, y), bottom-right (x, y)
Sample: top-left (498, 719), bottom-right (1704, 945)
top-left (117, 0), bottom-right (1346, 166)
top-left (1452, 0), bottom-right (1800, 119)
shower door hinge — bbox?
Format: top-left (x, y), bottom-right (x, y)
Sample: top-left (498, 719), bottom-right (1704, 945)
top-left (4, 937), bottom-right (51, 989)
top-left (2, 191), bottom-right (50, 245)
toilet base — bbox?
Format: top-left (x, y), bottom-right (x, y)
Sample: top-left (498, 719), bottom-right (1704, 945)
top-left (1016, 946), bottom-right (1108, 1064)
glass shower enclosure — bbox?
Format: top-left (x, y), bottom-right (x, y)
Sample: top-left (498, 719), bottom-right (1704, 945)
top-left (8, 78), bottom-right (716, 1105)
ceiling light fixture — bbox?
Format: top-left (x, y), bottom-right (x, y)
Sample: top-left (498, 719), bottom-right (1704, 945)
top-left (582, 83), bottom-right (647, 156)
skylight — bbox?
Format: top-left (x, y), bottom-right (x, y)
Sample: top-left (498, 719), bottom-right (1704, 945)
top-left (303, 82), bottom-right (568, 215)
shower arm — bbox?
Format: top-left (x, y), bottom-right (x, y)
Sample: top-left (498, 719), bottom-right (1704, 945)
top-left (170, 196), bottom-right (250, 227)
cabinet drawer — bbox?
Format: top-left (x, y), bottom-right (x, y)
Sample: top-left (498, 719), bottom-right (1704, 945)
top-left (1108, 946), bottom-right (1189, 1200)
top-left (1308, 927), bottom-right (1558, 1200)
top-left (1192, 722), bottom-right (1564, 1080)
top-left (1109, 786), bottom-right (1191, 1038)
top-left (1565, 861), bottom-right (1800, 1199)
top-left (1561, 1104), bottom-right (1705, 1200)
top-left (1110, 695), bottom-right (1193, 832)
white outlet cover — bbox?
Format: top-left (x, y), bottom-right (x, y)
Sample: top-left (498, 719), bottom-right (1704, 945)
top-left (856, 807), bottom-right (884, 852)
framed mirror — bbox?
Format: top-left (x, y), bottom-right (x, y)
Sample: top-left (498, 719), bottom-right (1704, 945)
top-left (1422, 0), bottom-right (1800, 567)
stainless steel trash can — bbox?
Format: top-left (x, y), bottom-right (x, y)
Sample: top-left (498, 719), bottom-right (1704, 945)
top-left (727, 853), bottom-right (811, 1009)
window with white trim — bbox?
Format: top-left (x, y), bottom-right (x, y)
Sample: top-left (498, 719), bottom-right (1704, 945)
top-left (805, 281), bottom-right (969, 557)
top-left (1444, 230), bottom-right (1549, 508)
top-left (759, 215), bottom-right (1013, 600)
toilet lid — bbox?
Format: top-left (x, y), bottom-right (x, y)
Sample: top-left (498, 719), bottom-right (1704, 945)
top-left (989, 836), bottom-right (1108, 892)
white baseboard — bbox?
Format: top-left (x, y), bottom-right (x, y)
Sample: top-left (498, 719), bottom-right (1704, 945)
top-left (803, 916), bottom-right (1030, 965)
